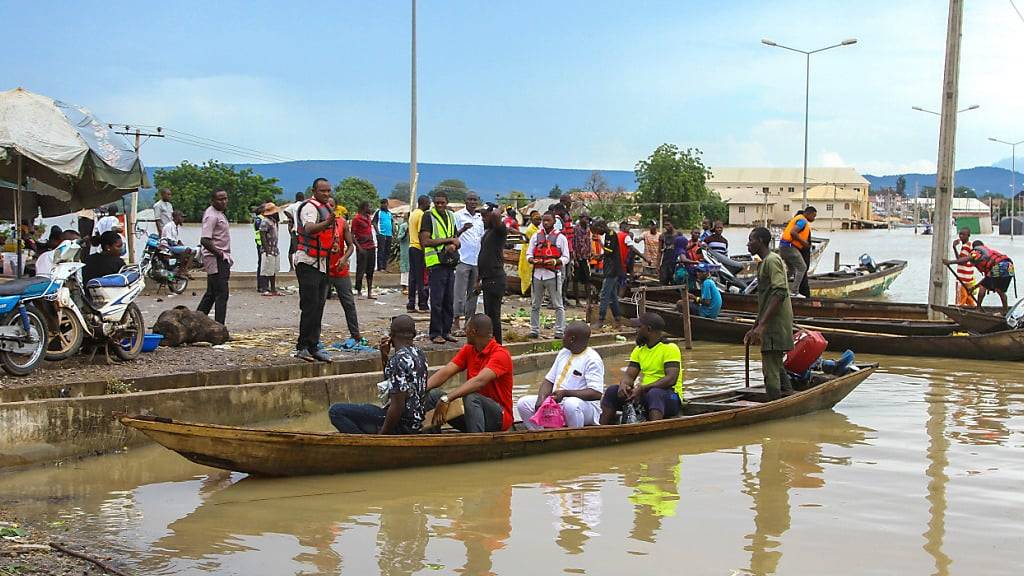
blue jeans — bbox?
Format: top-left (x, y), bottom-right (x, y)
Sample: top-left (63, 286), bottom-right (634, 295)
top-left (599, 274), bottom-right (622, 321)
top-left (329, 403), bottom-right (386, 434)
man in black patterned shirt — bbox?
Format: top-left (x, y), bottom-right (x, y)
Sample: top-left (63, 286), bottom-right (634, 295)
top-left (329, 315), bottom-right (428, 434)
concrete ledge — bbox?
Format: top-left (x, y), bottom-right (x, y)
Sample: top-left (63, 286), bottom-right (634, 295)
top-left (0, 341), bottom-right (635, 469)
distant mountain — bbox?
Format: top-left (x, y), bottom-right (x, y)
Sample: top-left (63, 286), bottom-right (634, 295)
top-left (144, 159), bottom-right (637, 204)
top-left (865, 166), bottom-right (1024, 196)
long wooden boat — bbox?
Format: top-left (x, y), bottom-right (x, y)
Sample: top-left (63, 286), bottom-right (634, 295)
top-left (631, 302), bottom-right (1024, 361)
top-left (700, 309), bottom-right (958, 337)
top-left (807, 260), bottom-right (906, 298)
top-left (931, 304), bottom-right (1009, 334)
top-left (708, 293), bottom-right (1001, 321)
top-left (118, 366), bottom-right (874, 477)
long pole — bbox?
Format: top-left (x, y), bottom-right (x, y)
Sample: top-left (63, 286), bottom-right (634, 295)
top-left (1013, 145), bottom-right (1016, 240)
top-left (125, 130), bottom-right (141, 264)
top-left (14, 153), bottom-right (22, 279)
top-left (927, 0), bottom-right (964, 320)
top-left (802, 53), bottom-right (810, 209)
top-left (408, 0), bottom-right (418, 208)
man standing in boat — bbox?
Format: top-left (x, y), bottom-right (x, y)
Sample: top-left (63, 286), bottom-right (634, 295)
top-left (328, 315), bottom-right (427, 434)
top-left (945, 240), bottom-right (1016, 313)
top-left (951, 227), bottom-right (977, 307)
top-left (599, 312), bottom-right (684, 424)
top-left (779, 207), bottom-right (816, 297)
top-left (743, 227), bottom-right (795, 400)
top-left (425, 314), bottom-right (514, 432)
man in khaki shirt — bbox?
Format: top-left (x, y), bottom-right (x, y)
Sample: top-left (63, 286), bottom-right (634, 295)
top-left (743, 227), bottom-right (794, 400)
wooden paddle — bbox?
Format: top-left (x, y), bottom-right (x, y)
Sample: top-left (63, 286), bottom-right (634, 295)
top-left (744, 341), bottom-right (751, 389)
top-left (944, 262), bottom-right (978, 298)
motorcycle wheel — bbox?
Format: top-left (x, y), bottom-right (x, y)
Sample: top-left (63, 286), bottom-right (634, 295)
top-left (1, 305), bottom-right (49, 376)
top-left (168, 274), bottom-right (188, 295)
top-left (112, 303), bottom-right (145, 361)
top-left (45, 307), bottom-right (85, 361)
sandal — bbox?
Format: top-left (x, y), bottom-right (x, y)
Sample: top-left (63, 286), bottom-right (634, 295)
top-left (444, 335), bottom-right (458, 342)
top-left (452, 329), bottom-right (466, 337)
top-left (431, 336), bottom-right (447, 345)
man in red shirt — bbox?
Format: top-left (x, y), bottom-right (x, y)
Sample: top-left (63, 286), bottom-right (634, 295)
top-left (426, 314), bottom-right (513, 432)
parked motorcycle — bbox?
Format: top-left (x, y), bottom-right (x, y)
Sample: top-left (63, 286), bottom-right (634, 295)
top-left (45, 240), bottom-right (147, 362)
top-left (0, 275), bottom-right (52, 375)
top-left (140, 234), bottom-right (189, 294)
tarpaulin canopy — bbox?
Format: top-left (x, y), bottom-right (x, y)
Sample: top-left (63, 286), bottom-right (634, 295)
top-left (0, 87), bottom-right (149, 217)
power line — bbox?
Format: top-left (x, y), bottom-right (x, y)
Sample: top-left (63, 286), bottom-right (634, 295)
top-left (1012, 0), bottom-right (1024, 25)
top-left (162, 134), bottom-right (290, 164)
top-left (108, 122), bottom-right (296, 163)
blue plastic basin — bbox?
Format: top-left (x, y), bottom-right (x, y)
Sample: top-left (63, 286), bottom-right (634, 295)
top-left (142, 333), bottom-right (163, 352)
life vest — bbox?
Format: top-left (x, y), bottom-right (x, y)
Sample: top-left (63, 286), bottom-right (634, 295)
top-left (686, 239), bottom-right (702, 262)
top-left (589, 234), bottom-right (604, 270)
top-left (296, 198), bottom-right (334, 258)
top-left (781, 214), bottom-right (811, 249)
top-left (503, 215), bottom-right (519, 230)
top-left (532, 229), bottom-right (563, 270)
top-left (559, 214), bottom-right (574, 256)
top-left (424, 208), bottom-right (456, 268)
top-left (617, 231), bottom-right (629, 271)
top-left (970, 246), bottom-right (1011, 275)
top-left (253, 215), bottom-right (263, 247)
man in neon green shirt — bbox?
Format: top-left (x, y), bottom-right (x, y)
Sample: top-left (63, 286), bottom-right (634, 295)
top-left (600, 312), bottom-right (683, 423)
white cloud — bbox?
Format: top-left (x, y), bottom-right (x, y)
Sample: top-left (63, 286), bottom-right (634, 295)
top-left (818, 151), bottom-right (848, 167)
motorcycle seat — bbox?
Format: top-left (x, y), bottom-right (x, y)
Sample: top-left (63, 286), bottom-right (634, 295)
top-left (86, 271), bottom-right (141, 289)
top-left (0, 277), bottom-right (52, 296)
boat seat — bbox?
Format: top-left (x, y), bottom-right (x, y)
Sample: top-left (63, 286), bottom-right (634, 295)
top-left (86, 271), bottom-right (141, 289)
top-left (0, 276), bottom-right (51, 296)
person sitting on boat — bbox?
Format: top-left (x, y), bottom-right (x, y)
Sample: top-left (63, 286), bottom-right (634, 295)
top-left (743, 226), bottom-right (795, 400)
top-left (328, 315), bottom-right (428, 434)
top-left (599, 312), bottom-right (684, 424)
top-left (703, 221), bottom-right (729, 255)
top-left (950, 227), bottom-right (977, 307)
top-left (426, 313), bottom-right (514, 432)
top-left (517, 322), bottom-right (604, 429)
top-left (945, 241), bottom-right (1016, 313)
top-left (681, 263), bottom-right (722, 319)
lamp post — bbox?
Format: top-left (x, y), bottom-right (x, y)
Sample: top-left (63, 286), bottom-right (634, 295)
top-left (762, 37), bottom-right (857, 210)
top-left (988, 137), bottom-right (1024, 240)
top-left (912, 104), bottom-right (979, 214)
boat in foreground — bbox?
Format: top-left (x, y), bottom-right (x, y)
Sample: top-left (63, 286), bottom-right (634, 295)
top-left (119, 365), bottom-right (874, 477)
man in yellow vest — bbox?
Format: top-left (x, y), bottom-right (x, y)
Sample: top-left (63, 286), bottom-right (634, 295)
top-left (419, 191), bottom-right (464, 344)
top-left (779, 206), bottom-right (816, 297)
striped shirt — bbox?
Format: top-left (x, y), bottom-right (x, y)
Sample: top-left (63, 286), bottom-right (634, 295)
top-left (954, 240), bottom-right (975, 283)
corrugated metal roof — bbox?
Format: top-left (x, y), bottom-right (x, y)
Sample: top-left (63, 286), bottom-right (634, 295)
top-left (708, 167), bottom-right (870, 186)
top-left (719, 187), bottom-right (779, 204)
top-left (910, 197), bottom-right (992, 212)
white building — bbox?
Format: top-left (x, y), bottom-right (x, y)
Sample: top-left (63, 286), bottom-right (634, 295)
top-left (909, 197), bottom-right (993, 234)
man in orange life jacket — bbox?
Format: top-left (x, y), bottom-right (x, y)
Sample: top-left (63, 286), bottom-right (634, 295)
top-left (527, 211), bottom-right (571, 338)
top-left (779, 207), bottom-right (816, 297)
top-left (946, 240), bottom-right (1016, 313)
top-left (293, 177), bottom-right (336, 363)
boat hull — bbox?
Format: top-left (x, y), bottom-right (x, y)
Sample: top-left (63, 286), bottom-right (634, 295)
top-left (119, 366), bottom-right (873, 477)
top-left (931, 304), bottom-right (1009, 334)
top-left (808, 260), bottom-right (906, 298)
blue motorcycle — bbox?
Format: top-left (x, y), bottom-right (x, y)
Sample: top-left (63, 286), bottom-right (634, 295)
top-left (0, 275), bottom-right (52, 375)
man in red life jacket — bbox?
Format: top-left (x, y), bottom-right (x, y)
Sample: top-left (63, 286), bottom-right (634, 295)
top-left (293, 177), bottom-right (336, 362)
top-left (326, 198), bottom-right (362, 344)
top-left (527, 211), bottom-right (570, 338)
top-left (946, 240), bottom-right (1016, 313)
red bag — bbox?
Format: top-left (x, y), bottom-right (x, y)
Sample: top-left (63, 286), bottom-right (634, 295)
top-left (784, 330), bottom-right (828, 373)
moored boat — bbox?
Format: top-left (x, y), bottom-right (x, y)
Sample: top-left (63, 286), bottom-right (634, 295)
top-left (808, 259), bottom-right (906, 298)
top-left (119, 365), bottom-right (875, 477)
top-left (931, 304), bottom-right (1009, 334)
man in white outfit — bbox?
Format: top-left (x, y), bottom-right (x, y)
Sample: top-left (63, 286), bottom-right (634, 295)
top-left (518, 321), bottom-right (604, 429)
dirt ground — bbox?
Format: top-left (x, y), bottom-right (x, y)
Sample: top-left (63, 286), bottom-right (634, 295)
top-left (0, 280), bottom-right (601, 390)
top-left (0, 509), bottom-right (113, 575)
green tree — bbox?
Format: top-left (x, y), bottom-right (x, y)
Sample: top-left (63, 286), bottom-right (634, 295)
top-left (584, 171), bottom-right (610, 194)
top-left (389, 182), bottom-right (411, 200)
top-left (634, 144), bottom-right (713, 228)
top-left (152, 160), bottom-right (283, 223)
top-left (334, 177), bottom-right (379, 215)
top-left (895, 175), bottom-right (907, 197)
top-left (431, 178), bottom-right (469, 202)
top-left (496, 190), bottom-right (529, 207)
top-left (954, 186), bottom-right (977, 198)
top-left (548, 184), bottom-right (563, 199)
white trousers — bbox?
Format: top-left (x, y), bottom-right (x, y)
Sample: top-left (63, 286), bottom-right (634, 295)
top-left (518, 395), bottom-right (600, 430)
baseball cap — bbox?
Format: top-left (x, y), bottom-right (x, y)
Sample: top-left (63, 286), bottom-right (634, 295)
top-left (630, 312), bottom-right (666, 331)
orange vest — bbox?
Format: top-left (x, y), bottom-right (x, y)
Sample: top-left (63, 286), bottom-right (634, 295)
top-left (781, 214), bottom-right (811, 249)
top-left (296, 199), bottom-right (335, 257)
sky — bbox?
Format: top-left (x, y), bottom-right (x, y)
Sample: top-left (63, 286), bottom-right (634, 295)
top-left (5, 0), bottom-right (1024, 176)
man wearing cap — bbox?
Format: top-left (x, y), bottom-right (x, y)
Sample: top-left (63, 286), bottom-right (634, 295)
top-left (600, 312), bottom-right (684, 423)
top-left (743, 226), bottom-right (794, 400)
top-left (258, 202), bottom-right (281, 295)
top-left (684, 263), bottom-right (722, 319)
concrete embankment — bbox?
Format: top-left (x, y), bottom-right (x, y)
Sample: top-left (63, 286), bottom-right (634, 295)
top-left (0, 337), bottom-right (633, 469)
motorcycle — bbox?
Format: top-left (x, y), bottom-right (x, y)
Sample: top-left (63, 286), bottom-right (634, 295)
top-left (140, 233), bottom-right (189, 294)
top-left (44, 240), bottom-right (147, 362)
top-left (0, 274), bottom-right (52, 376)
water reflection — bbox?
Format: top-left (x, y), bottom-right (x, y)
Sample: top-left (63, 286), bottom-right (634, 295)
top-left (924, 379), bottom-right (952, 576)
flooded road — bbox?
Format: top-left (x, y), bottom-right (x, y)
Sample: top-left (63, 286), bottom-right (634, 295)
top-left (2, 346), bottom-right (1022, 575)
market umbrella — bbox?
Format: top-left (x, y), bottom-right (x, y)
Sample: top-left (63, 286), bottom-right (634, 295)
top-left (0, 87), bottom-right (148, 275)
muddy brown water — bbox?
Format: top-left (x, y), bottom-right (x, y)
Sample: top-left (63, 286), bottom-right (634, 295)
top-left (1, 345), bottom-right (1022, 575)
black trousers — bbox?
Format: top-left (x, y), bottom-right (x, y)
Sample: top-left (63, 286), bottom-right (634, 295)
top-left (329, 274), bottom-right (361, 339)
top-left (798, 246), bottom-right (812, 298)
top-left (376, 235), bottom-right (392, 271)
top-left (256, 248), bottom-right (268, 292)
top-left (296, 262), bottom-right (330, 352)
top-left (407, 247), bottom-right (428, 310)
top-left (355, 248), bottom-right (374, 294)
top-left (572, 259), bottom-right (591, 302)
top-left (428, 265), bottom-right (455, 338)
top-left (481, 275), bottom-right (505, 344)
top-left (426, 389), bottom-right (504, 433)
top-left (197, 257), bottom-right (230, 325)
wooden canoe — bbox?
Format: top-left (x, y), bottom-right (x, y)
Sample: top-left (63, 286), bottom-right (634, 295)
top-left (807, 260), bottom-right (906, 298)
top-left (683, 308), bottom-right (959, 337)
top-left (118, 365), bottom-right (874, 477)
top-left (931, 304), bottom-right (1009, 334)
top-left (710, 293), bottom-right (1002, 321)
top-left (631, 302), bottom-right (1024, 361)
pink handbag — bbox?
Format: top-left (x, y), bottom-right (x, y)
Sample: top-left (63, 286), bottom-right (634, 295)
top-left (529, 395), bottom-right (567, 429)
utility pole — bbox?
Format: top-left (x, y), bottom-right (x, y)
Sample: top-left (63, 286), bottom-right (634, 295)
top-left (114, 125), bottom-right (163, 263)
top-left (408, 0), bottom-right (419, 208)
top-left (927, 0), bottom-right (963, 319)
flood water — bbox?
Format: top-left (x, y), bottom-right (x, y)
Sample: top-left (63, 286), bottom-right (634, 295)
top-left (2, 347), bottom-right (1022, 575)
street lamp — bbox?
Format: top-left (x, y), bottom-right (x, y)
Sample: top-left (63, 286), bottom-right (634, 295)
top-left (989, 136), bottom-right (1024, 240)
top-left (911, 104), bottom-right (979, 115)
top-left (762, 37), bottom-right (858, 209)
